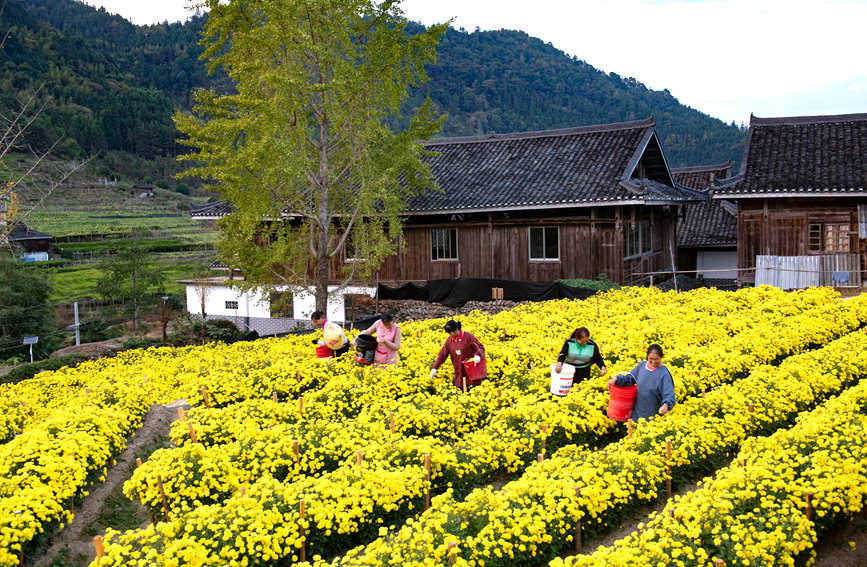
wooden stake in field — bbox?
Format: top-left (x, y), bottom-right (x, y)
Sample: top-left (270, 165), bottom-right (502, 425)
top-left (356, 450), bottom-right (363, 466)
top-left (665, 439), bottom-right (673, 498)
top-left (187, 422), bottom-right (197, 444)
top-left (714, 559), bottom-right (726, 567)
top-left (462, 375), bottom-right (467, 394)
top-left (627, 420), bottom-right (634, 439)
top-left (296, 370), bottom-right (301, 384)
top-left (200, 386), bottom-right (211, 408)
top-left (136, 458), bottom-right (142, 468)
top-left (93, 536), bottom-right (104, 565)
top-left (497, 388), bottom-right (502, 409)
top-left (272, 391), bottom-right (278, 403)
top-left (447, 542), bottom-right (457, 566)
top-left (299, 499), bottom-right (306, 562)
top-left (423, 453), bottom-right (431, 511)
top-left (156, 475), bottom-right (170, 520)
top-left (389, 411), bottom-right (395, 434)
top-left (177, 407), bottom-right (186, 421)
top-left (573, 486), bottom-right (582, 553)
top-left (537, 453), bottom-right (544, 463)
top-left (298, 396), bottom-right (304, 418)
top-left (293, 440), bottom-right (300, 462)
top-left (748, 402), bottom-right (755, 413)
top-left (805, 492), bottom-right (814, 521)
top-left (541, 423), bottom-right (547, 453)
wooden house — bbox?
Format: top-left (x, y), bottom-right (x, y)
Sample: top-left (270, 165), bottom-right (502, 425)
top-left (714, 112), bottom-right (867, 287)
top-left (672, 162), bottom-right (738, 280)
top-left (8, 221), bottom-right (53, 262)
top-left (193, 117), bottom-right (702, 287)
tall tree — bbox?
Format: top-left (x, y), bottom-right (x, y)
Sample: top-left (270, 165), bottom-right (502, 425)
top-left (0, 251), bottom-right (54, 360)
top-left (175, 0), bottom-right (447, 311)
top-left (96, 237), bottom-right (165, 333)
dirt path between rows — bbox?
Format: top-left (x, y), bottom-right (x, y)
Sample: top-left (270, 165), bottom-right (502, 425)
top-left (29, 401), bottom-right (188, 567)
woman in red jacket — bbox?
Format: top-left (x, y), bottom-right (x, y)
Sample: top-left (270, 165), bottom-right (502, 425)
top-left (429, 320), bottom-right (487, 390)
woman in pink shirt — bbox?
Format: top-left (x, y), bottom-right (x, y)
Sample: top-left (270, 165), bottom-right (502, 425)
top-left (430, 320), bottom-right (487, 390)
top-left (362, 313), bottom-right (401, 366)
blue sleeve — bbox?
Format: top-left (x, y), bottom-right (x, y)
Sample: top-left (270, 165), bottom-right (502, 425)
top-left (661, 367), bottom-right (676, 409)
top-left (630, 363), bottom-right (642, 376)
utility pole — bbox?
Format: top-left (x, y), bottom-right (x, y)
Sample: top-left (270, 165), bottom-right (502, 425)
top-left (74, 301), bottom-right (80, 346)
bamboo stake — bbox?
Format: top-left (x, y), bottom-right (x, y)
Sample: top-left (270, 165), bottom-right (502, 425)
top-left (668, 508), bottom-right (675, 519)
top-left (239, 487), bottom-right (246, 496)
top-left (805, 492), bottom-right (814, 521)
top-left (748, 402), bottom-right (754, 413)
top-left (665, 439), bottom-right (673, 498)
top-left (627, 421), bottom-right (634, 439)
top-left (156, 475), bottom-right (170, 519)
top-left (187, 422), bottom-right (197, 443)
top-left (541, 423), bottom-right (547, 453)
top-left (298, 396), bottom-right (304, 417)
top-left (293, 440), bottom-right (300, 462)
top-left (715, 559), bottom-right (726, 567)
top-left (447, 542), bottom-right (457, 566)
top-left (389, 411), bottom-right (395, 434)
top-left (356, 450), bottom-right (363, 466)
top-left (200, 386), bottom-right (211, 408)
top-left (424, 453), bottom-right (431, 510)
top-left (93, 536), bottom-right (105, 565)
top-left (299, 499), bottom-right (306, 562)
top-left (272, 391), bottom-right (278, 403)
top-left (462, 375), bottom-right (467, 394)
top-left (136, 458), bottom-right (142, 468)
top-left (573, 486), bottom-right (582, 553)
top-left (177, 407), bottom-right (186, 421)
top-left (537, 453), bottom-right (544, 463)
top-left (296, 370), bottom-right (301, 383)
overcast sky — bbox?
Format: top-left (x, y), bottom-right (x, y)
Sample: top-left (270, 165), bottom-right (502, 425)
top-left (84, 0), bottom-right (867, 126)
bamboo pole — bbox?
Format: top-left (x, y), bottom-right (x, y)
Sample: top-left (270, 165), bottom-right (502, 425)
top-left (537, 453), bottom-right (544, 463)
top-left (805, 492), bottom-right (814, 521)
top-left (200, 386), bottom-right (211, 408)
top-left (573, 486), bottom-right (582, 553)
top-left (156, 475), bottom-right (170, 519)
top-left (541, 423), bottom-right (547, 453)
top-left (93, 536), bottom-right (104, 565)
top-left (272, 391), bottom-right (278, 403)
top-left (462, 375), bottom-right (467, 394)
top-left (299, 499), bottom-right (306, 562)
top-left (298, 396), bottom-right (304, 417)
top-left (136, 458), bottom-right (142, 468)
top-left (447, 542), bottom-right (457, 566)
top-left (627, 420), bottom-right (634, 439)
top-left (177, 407), bottom-right (185, 421)
top-left (356, 450), bottom-right (363, 466)
top-left (423, 453), bottom-right (431, 510)
top-left (665, 439), bottom-right (673, 498)
top-left (187, 422), bottom-right (197, 443)
top-left (389, 411), bottom-right (395, 434)
top-left (714, 559), bottom-right (725, 567)
top-left (293, 440), bottom-right (300, 462)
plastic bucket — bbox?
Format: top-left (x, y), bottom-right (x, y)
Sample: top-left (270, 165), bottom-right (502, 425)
top-left (462, 359), bottom-right (486, 380)
top-left (550, 363), bottom-right (576, 396)
top-left (323, 322), bottom-right (346, 350)
top-left (315, 345), bottom-right (333, 358)
top-left (607, 383), bottom-right (637, 421)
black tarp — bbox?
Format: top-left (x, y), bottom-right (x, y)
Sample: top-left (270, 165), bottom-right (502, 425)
top-left (377, 278), bottom-right (597, 308)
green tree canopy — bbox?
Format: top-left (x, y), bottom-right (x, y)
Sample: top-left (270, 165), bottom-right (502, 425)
top-left (175, 0), bottom-right (447, 311)
top-left (0, 253), bottom-right (55, 360)
top-left (97, 237), bottom-right (165, 332)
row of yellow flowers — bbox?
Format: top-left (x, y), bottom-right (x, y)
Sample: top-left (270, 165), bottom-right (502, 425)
top-left (553, 370), bottom-right (867, 567)
top-left (300, 327), bottom-right (867, 567)
top-left (122, 289), bottom-right (865, 521)
top-left (105, 292), bottom-right (865, 566)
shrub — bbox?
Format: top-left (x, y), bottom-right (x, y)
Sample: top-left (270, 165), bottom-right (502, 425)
top-left (1, 355), bottom-right (89, 384)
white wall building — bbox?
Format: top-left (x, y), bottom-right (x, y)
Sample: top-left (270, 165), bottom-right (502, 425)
top-left (181, 277), bottom-right (376, 335)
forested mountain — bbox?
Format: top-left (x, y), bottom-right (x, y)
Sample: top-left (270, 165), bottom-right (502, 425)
top-left (2, 0), bottom-right (746, 167)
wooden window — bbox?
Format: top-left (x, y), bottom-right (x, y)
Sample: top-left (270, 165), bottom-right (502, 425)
top-left (225, 300), bottom-right (239, 310)
top-left (809, 223), bottom-right (850, 252)
top-left (624, 219), bottom-right (652, 258)
top-left (431, 228), bottom-right (458, 260)
top-left (529, 226), bottom-right (559, 261)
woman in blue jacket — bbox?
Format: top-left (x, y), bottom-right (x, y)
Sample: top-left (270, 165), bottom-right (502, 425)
top-left (608, 343), bottom-right (675, 421)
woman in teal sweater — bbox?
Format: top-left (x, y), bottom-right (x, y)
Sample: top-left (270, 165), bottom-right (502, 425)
top-left (554, 327), bottom-right (607, 383)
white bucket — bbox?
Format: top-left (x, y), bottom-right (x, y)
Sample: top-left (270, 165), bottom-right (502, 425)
top-left (550, 363), bottom-right (576, 396)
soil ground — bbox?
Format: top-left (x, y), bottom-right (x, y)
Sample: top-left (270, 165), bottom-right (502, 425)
top-left (28, 401), bottom-right (188, 567)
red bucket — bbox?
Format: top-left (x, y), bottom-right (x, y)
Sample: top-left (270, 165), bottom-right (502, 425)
top-left (462, 359), bottom-right (486, 380)
top-left (315, 345), bottom-right (333, 358)
top-left (607, 383), bottom-right (637, 422)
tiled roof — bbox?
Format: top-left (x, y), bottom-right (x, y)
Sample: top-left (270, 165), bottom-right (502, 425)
top-left (671, 162), bottom-right (731, 190)
top-left (674, 163), bottom-right (738, 248)
top-left (192, 118), bottom-right (700, 218)
top-left (717, 112), bottom-right (867, 197)
top-left (8, 222), bottom-right (52, 241)
top-left (410, 117), bottom-right (696, 212)
top-left (191, 200), bottom-right (234, 218)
